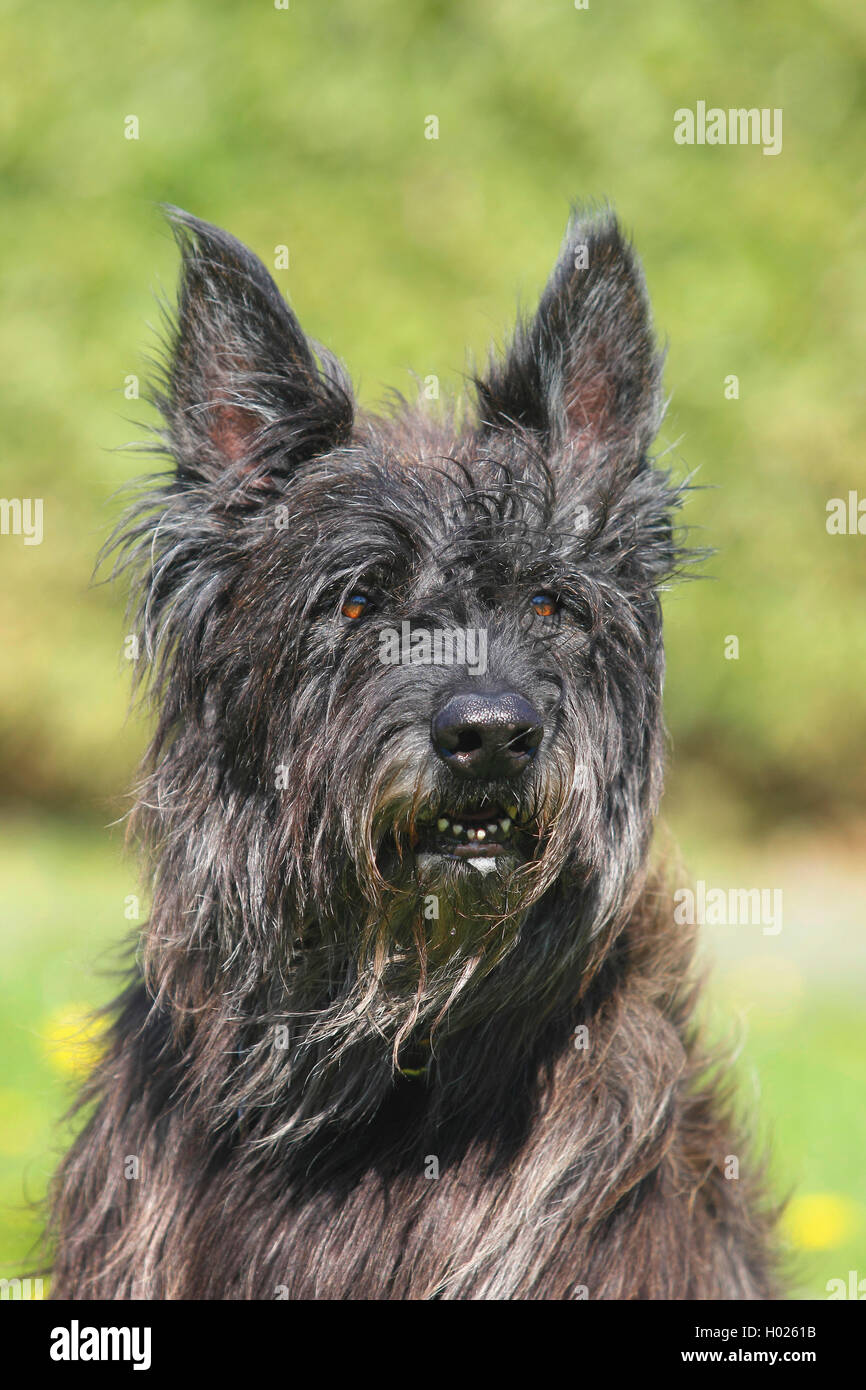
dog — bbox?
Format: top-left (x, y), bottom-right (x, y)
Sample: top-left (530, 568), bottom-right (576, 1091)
top-left (48, 205), bottom-right (778, 1299)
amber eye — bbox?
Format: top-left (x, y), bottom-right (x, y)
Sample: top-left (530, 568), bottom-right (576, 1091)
top-left (340, 593), bottom-right (369, 621)
top-left (530, 593), bottom-right (558, 619)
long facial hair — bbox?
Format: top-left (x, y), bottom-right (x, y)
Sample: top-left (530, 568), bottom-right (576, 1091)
top-left (110, 472), bottom-right (681, 1159)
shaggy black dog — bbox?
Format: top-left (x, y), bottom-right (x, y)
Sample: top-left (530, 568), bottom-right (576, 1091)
top-left (48, 206), bottom-right (778, 1299)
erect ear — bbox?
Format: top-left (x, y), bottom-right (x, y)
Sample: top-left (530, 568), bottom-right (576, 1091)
top-left (154, 207), bottom-right (353, 490)
top-left (475, 209), bottom-right (663, 462)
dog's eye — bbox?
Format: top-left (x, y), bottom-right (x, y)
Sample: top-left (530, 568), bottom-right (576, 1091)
top-left (341, 593), bottom-right (370, 621)
top-left (530, 593), bottom-right (558, 619)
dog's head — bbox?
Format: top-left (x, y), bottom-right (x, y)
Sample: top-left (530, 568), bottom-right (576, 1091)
top-left (117, 207), bottom-right (685, 1090)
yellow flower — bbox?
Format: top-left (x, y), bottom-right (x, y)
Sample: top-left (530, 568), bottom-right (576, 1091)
top-left (784, 1193), bottom-right (860, 1250)
top-left (41, 1004), bottom-right (105, 1078)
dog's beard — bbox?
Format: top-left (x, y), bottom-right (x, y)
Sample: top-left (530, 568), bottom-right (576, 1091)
top-left (365, 726), bottom-right (592, 908)
top-left (259, 771), bottom-right (561, 1077)
top-left (323, 835), bottom-right (546, 1051)
top-left (184, 738), bottom-right (608, 1153)
top-left (243, 857), bottom-right (548, 1152)
top-left (307, 757), bottom-right (581, 1049)
top-left (138, 743), bottom-right (635, 1158)
top-left (363, 754), bottom-right (568, 933)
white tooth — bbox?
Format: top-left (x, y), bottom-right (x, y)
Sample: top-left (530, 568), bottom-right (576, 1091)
top-left (466, 828), bottom-right (476, 840)
top-left (486, 823), bottom-right (498, 835)
top-left (500, 818), bottom-right (511, 833)
top-left (475, 828), bottom-right (486, 841)
top-left (452, 824), bottom-right (463, 836)
top-left (437, 818), bottom-right (449, 832)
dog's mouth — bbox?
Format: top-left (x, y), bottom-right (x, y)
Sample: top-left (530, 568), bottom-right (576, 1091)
top-left (409, 802), bottom-right (536, 860)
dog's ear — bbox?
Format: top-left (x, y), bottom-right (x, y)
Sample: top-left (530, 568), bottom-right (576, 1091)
top-left (154, 208), bottom-right (353, 490)
top-left (475, 210), bottom-right (663, 463)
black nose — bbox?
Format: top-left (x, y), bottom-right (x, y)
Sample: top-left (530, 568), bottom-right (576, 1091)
top-left (431, 691), bottom-right (544, 780)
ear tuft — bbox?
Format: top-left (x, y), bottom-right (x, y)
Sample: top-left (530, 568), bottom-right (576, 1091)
top-left (154, 207), bottom-right (354, 489)
top-left (476, 208), bottom-right (663, 463)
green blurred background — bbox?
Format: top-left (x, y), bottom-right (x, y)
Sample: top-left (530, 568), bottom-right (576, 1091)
top-left (1, 0), bottom-right (863, 1299)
